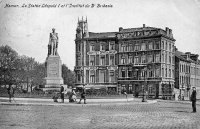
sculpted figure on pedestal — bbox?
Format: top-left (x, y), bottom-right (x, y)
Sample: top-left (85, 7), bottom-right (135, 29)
top-left (48, 28), bottom-right (59, 56)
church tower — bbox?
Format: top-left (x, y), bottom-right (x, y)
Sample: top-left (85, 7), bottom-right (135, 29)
top-left (76, 17), bottom-right (89, 39)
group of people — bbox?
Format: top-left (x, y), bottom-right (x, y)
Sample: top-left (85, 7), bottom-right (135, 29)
top-left (59, 85), bottom-right (87, 104)
top-left (6, 84), bottom-right (197, 112)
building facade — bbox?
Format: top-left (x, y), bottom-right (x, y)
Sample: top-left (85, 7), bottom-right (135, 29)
top-left (74, 18), bottom-right (176, 99)
top-left (116, 25), bottom-right (175, 99)
top-left (175, 51), bottom-right (200, 99)
top-left (74, 18), bottom-right (118, 90)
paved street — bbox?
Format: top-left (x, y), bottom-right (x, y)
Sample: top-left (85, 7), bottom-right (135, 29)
top-left (0, 100), bottom-right (200, 129)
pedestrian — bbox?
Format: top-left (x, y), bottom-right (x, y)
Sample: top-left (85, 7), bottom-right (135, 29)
top-left (78, 85), bottom-right (86, 104)
top-left (7, 85), bottom-right (15, 102)
top-left (190, 87), bottom-right (197, 113)
top-left (60, 85), bottom-right (64, 103)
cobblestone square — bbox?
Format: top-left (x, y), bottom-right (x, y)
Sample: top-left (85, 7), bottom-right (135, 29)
top-left (0, 101), bottom-right (200, 129)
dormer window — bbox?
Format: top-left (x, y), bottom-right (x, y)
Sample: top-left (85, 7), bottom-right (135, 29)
top-left (100, 43), bottom-right (105, 51)
top-left (109, 42), bottom-right (115, 50)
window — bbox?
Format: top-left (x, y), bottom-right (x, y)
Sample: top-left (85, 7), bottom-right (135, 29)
top-left (149, 42), bottom-right (153, 50)
top-left (147, 54), bottom-right (153, 63)
top-left (169, 69), bottom-right (171, 77)
top-left (134, 56), bottom-right (139, 64)
top-left (128, 85), bottom-right (133, 94)
top-left (162, 68), bottom-right (164, 77)
top-left (100, 55), bottom-right (105, 65)
top-left (162, 53), bottom-right (164, 63)
top-left (90, 70), bottom-right (95, 83)
top-left (172, 44), bottom-right (175, 52)
top-left (169, 43), bottom-right (171, 51)
top-left (141, 70), bottom-right (146, 77)
top-left (141, 55), bottom-right (146, 63)
top-left (109, 71), bottom-right (115, 82)
top-left (121, 70), bottom-right (126, 77)
top-left (100, 43), bottom-right (105, 51)
top-left (162, 41), bottom-right (164, 49)
top-left (110, 42), bottom-right (115, 50)
top-left (77, 43), bottom-right (81, 51)
top-left (141, 43), bottom-right (146, 50)
top-left (166, 42), bottom-right (168, 50)
top-left (155, 41), bottom-right (160, 49)
top-left (149, 86), bottom-right (153, 94)
top-left (165, 68), bottom-right (167, 77)
top-left (121, 55), bottom-right (126, 64)
top-left (128, 69), bottom-right (132, 77)
top-left (156, 68), bottom-right (160, 77)
top-left (165, 52), bottom-right (168, 63)
top-left (169, 55), bottom-right (171, 64)
top-left (149, 70), bottom-right (153, 77)
top-left (128, 44), bottom-right (133, 51)
top-left (121, 85), bottom-right (126, 93)
top-left (99, 70), bottom-right (105, 82)
top-left (121, 45), bottom-right (126, 52)
top-left (77, 72), bottom-right (81, 81)
top-left (110, 55), bottom-right (115, 65)
top-left (134, 44), bottom-right (140, 51)
top-left (90, 55), bottom-right (95, 66)
top-left (90, 44), bottom-right (95, 51)
top-left (156, 53), bottom-right (160, 63)
top-left (128, 56), bottom-right (133, 64)
top-left (77, 56), bottom-right (81, 66)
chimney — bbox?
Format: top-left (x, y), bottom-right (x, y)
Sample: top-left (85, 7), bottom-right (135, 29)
top-left (119, 27), bottom-right (123, 32)
top-left (143, 24), bottom-right (145, 28)
top-left (165, 27), bottom-right (169, 36)
top-left (169, 29), bottom-right (173, 37)
top-left (185, 52), bottom-right (191, 60)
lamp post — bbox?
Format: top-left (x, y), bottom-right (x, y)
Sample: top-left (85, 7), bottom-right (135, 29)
top-left (142, 69), bottom-right (147, 102)
top-left (181, 83), bottom-right (184, 100)
top-left (187, 84), bottom-right (191, 100)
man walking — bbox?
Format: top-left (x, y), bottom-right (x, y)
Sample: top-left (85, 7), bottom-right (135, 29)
top-left (78, 85), bottom-right (86, 104)
top-left (7, 85), bottom-right (15, 102)
top-left (190, 87), bottom-right (197, 113)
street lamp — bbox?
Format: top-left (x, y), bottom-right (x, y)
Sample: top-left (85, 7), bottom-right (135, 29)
top-left (181, 83), bottom-right (184, 100)
top-left (142, 69), bottom-right (147, 102)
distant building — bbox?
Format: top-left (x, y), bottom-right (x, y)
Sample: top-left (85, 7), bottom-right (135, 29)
top-left (175, 51), bottom-right (200, 99)
top-left (74, 18), bottom-right (176, 99)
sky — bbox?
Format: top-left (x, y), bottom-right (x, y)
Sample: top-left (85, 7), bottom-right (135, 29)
top-left (0, 0), bottom-right (200, 70)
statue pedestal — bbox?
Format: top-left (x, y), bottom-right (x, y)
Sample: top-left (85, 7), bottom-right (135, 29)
top-left (43, 55), bottom-right (63, 92)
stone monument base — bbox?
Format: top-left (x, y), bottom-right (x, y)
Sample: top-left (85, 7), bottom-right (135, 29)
top-left (43, 55), bottom-right (63, 93)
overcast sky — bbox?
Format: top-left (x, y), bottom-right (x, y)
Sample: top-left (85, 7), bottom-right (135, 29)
top-left (0, 0), bottom-right (200, 70)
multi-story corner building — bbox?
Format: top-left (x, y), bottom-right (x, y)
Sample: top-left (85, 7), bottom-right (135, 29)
top-left (74, 18), bottom-right (118, 90)
top-left (117, 25), bottom-right (176, 99)
top-left (74, 18), bottom-right (176, 99)
top-left (175, 51), bottom-right (200, 99)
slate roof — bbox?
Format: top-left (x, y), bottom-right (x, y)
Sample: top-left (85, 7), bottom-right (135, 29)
top-left (120, 27), bottom-right (160, 33)
top-left (175, 51), bottom-right (197, 63)
top-left (88, 32), bottom-right (117, 38)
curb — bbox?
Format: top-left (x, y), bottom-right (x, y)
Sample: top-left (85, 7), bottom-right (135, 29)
top-left (157, 99), bottom-right (200, 105)
top-left (0, 100), bottom-right (157, 106)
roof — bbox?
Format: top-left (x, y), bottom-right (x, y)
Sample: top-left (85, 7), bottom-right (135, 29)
top-left (175, 50), bottom-right (197, 63)
top-left (88, 32), bottom-right (117, 38)
top-left (175, 51), bottom-right (189, 62)
top-left (120, 27), bottom-right (160, 33)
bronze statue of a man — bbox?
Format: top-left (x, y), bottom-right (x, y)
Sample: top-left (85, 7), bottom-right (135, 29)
top-left (48, 28), bottom-right (59, 56)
